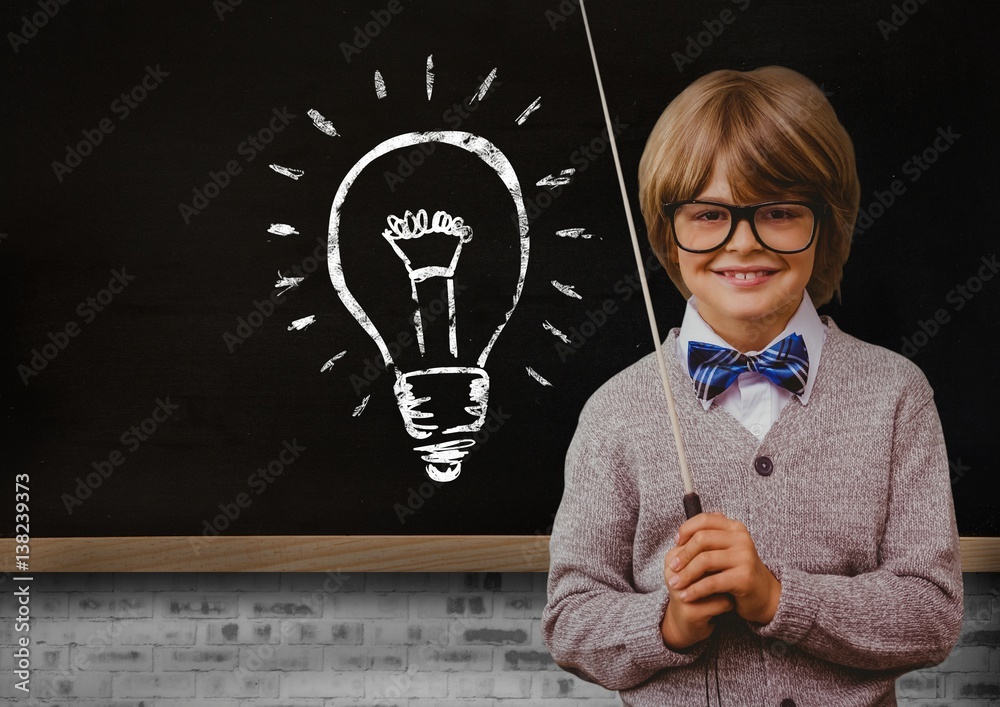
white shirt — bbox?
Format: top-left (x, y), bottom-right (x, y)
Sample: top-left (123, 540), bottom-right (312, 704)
top-left (675, 291), bottom-right (828, 442)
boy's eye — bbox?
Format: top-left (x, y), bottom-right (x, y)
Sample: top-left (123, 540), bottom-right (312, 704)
top-left (692, 208), bottom-right (729, 223)
top-left (758, 206), bottom-right (807, 223)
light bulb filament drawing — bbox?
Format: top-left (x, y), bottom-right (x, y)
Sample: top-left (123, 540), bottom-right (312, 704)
top-left (382, 208), bottom-right (473, 358)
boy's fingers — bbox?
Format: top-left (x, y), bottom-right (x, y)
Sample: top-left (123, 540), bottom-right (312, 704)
top-left (668, 548), bottom-right (732, 590)
top-left (677, 568), bottom-right (738, 602)
top-left (669, 529), bottom-right (738, 571)
top-left (677, 511), bottom-right (732, 545)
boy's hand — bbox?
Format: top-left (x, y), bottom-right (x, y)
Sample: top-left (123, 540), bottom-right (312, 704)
top-left (661, 543), bottom-right (734, 650)
top-left (667, 511), bottom-right (781, 626)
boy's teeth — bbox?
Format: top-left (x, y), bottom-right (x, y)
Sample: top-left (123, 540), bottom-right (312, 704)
top-left (730, 271), bottom-right (766, 280)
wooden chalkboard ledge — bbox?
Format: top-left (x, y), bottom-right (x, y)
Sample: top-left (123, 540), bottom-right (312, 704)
top-left (1, 536), bottom-right (997, 572)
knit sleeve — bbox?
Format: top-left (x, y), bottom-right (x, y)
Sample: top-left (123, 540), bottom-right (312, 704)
top-left (747, 376), bottom-right (964, 670)
top-left (541, 395), bottom-right (707, 690)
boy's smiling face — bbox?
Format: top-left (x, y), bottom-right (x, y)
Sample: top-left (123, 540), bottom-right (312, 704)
top-left (676, 163), bottom-right (816, 353)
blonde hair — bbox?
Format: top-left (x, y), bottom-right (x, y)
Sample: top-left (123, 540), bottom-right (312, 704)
top-left (638, 66), bottom-right (860, 306)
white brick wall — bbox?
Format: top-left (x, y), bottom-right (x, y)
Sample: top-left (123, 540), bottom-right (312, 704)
top-left (0, 572), bottom-right (996, 706)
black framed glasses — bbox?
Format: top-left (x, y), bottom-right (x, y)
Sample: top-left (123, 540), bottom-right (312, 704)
top-left (660, 200), bottom-right (826, 254)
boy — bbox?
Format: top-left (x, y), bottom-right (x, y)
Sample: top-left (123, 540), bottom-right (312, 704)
top-left (541, 66), bottom-right (963, 706)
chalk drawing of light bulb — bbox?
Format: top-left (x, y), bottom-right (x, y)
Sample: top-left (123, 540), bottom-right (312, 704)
top-left (328, 130), bottom-right (529, 482)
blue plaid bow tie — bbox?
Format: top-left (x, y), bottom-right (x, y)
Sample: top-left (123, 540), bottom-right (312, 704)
top-left (687, 333), bottom-right (809, 402)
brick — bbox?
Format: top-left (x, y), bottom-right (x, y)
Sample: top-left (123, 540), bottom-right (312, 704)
top-left (28, 702), bottom-right (149, 707)
top-left (31, 574), bottom-right (114, 592)
top-left (330, 592), bottom-right (408, 619)
top-left (501, 593), bottom-right (546, 619)
top-left (114, 673), bottom-right (195, 698)
top-left (405, 645), bottom-right (492, 671)
top-left (503, 648), bottom-right (559, 671)
top-left (22, 619), bottom-right (82, 645)
top-left (454, 620), bottom-right (533, 645)
top-left (373, 621), bottom-right (449, 646)
top-left (367, 573), bottom-right (450, 593)
top-left (114, 573), bottom-right (198, 592)
top-left (283, 571), bottom-right (365, 593)
top-left (0, 591), bottom-right (68, 618)
top-left (241, 593), bottom-right (323, 618)
top-left (412, 593), bottom-right (492, 619)
top-left (143, 701), bottom-right (239, 707)
top-left (0, 646), bottom-right (65, 672)
top-left (938, 646), bottom-right (991, 672)
top-left (951, 673), bottom-right (1000, 699)
top-left (70, 646), bottom-right (151, 671)
top-left (326, 646), bottom-right (407, 671)
top-left (32, 673), bottom-right (112, 699)
top-left (239, 645), bottom-right (323, 671)
top-left (196, 670), bottom-right (279, 698)
top-left (365, 671), bottom-right (448, 699)
top-left (283, 620), bottom-right (363, 644)
top-left (896, 672), bottom-right (940, 698)
top-left (536, 672), bottom-right (619, 698)
top-left (234, 701), bottom-right (326, 707)
top-left (155, 646), bottom-right (238, 671)
top-left (450, 573), bottom-right (533, 592)
top-left (280, 672), bottom-right (365, 698)
top-left (957, 625), bottom-right (1000, 647)
top-left (964, 595), bottom-right (993, 621)
top-left (204, 620), bottom-right (280, 644)
top-left (157, 594), bottom-right (237, 618)
top-left (533, 572), bottom-right (550, 593)
top-left (451, 673), bottom-right (532, 698)
top-left (118, 620), bottom-right (196, 645)
top-left (197, 573), bottom-right (280, 592)
top-left (70, 594), bottom-right (152, 619)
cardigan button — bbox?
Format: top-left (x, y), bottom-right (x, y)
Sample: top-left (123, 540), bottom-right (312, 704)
top-left (780, 699), bottom-right (797, 707)
top-left (754, 455), bottom-right (774, 476)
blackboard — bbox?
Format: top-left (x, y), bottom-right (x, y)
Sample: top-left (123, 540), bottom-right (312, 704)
top-left (1, 0), bottom-right (997, 548)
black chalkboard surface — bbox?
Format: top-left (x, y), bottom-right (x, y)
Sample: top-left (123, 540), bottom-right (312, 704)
top-left (1, 0), bottom-right (997, 541)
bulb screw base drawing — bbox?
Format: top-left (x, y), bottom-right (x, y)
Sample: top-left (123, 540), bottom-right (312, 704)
top-left (393, 366), bottom-right (490, 481)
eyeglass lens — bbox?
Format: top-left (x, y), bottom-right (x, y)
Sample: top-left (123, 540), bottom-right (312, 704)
top-left (672, 203), bottom-right (814, 252)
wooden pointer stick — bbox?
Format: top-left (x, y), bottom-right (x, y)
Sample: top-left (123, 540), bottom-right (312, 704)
top-left (579, 0), bottom-right (702, 519)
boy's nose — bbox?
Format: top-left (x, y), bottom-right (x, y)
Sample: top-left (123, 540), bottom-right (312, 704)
top-left (726, 217), bottom-right (762, 252)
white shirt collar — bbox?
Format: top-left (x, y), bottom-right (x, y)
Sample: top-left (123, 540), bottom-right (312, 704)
top-left (675, 290), bottom-right (828, 409)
